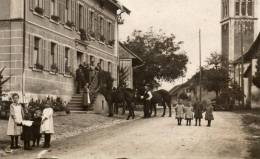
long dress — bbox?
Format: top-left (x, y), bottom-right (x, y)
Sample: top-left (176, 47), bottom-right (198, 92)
top-left (175, 104), bottom-right (184, 119)
top-left (7, 103), bottom-right (23, 136)
top-left (185, 106), bottom-right (193, 120)
top-left (40, 108), bottom-right (54, 134)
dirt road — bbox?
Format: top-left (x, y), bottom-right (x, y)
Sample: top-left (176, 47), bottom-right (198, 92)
top-left (5, 112), bottom-right (249, 159)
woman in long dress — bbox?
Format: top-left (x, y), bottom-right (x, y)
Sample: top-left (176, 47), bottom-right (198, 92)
top-left (7, 93), bottom-right (23, 149)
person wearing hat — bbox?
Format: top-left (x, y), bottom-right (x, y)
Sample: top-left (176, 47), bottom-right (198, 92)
top-left (142, 85), bottom-right (153, 118)
top-left (205, 100), bottom-right (214, 127)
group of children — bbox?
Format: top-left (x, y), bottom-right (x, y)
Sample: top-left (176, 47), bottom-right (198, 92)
top-left (175, 99), bottom-right (214, 127)
top-left (7, 93), bottom-right (54, 150)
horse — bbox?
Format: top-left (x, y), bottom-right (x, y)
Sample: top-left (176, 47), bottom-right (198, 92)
top-left (108, 87), bottom-right (136, 120)
top-left (138, 88), bottom-right (172, 117)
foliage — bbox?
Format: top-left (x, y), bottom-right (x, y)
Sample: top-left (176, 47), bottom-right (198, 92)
top-left (35, 63), bottom-right (44, 70)
top-left (108, 40), bottom-right (115, 46)
top-left (100, 35), bottom-right (105, 42)
top-left (119, 66), bottom-right (129, 88)
top-left (51, 15), bottom-right (60, 22)
top-left (253, 54), bottom-right (260, 88)
top-left (65, 21), bottom-right (74, 28)
top-left (0, 67), bottom-right (11, 100)
top-left (124, 28), bottom-right (188, 89)
top-left (51, 64), bottom-right (58, 73)
top-left (202, 53), bottom-right (229, 97)
top-left (34, 6), bottom-right (44, 15)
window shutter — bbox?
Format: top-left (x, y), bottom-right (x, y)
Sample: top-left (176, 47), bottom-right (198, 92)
top-left (84, 7), bottom-right (88, 31)
top-left (75, 3), bottom-right (79, 30)
top-left (28, 35), bottom-right (34, 68)
top-left (71, 0), bottom-right (75, 25)
top-left (40, 39), bottom-right (44, 66)
top-left (44, 0), bottom-right (50, 18)
top-left (29, 0), bottom-right (35, 11)
top-left (112, 23), bottom-right (115, 41)
top-left (58, 0), bottom-right (65, 24)
top-left (94, 13), bottom-right (98, 38)
top-left (104, 19), bottom-right (107, 43)
top-left (44, 40), bottom-right (49, 70)
top-left (87, 9), bottom-right (91, 32)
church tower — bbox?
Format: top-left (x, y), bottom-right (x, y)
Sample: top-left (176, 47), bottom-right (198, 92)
top-left (221, 0), bottom-right (258, 62)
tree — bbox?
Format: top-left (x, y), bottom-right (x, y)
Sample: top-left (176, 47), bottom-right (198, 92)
top-left (124, 28), bottom-right (188, 89)
top-left (253, 54), bottom-right (260, 88)
top-left (202, 53), bottom-right (229, 97)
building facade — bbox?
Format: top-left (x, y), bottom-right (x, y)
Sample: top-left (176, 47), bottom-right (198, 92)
top-left (0, 0), bottom-right (129, 103)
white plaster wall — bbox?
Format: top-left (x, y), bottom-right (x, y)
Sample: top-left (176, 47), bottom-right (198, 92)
top-left (10, 0), bottom-right (24, 19)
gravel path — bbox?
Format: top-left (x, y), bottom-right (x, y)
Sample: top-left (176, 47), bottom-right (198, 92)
top-left (8, 111), bottom-right (249, 159)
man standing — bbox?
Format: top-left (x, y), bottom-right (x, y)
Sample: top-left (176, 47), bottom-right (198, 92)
top-left (75, 65), bottom-right (85, 94)
top-left (142, 85), bottom-right (153, 118)
top-left (193, 98), bottom-right (203, 126)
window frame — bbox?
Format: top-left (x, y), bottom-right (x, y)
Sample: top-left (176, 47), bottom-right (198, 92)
top-left (33, 37), bottom-right (40, 66)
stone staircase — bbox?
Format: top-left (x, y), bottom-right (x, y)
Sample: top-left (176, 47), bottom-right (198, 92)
top-left (68, 94), bottom-right (85, 112)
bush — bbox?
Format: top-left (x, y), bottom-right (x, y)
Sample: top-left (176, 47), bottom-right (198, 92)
top-left (65, 21), bottom-right (74, 28)
top-left (34, 6), bottom-right (44, 15)
top-left (51, 15), bottom-right (60, 22)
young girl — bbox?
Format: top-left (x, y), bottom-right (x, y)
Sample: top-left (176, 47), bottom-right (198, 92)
top-left (21, 104), bottom-right (33, 150)
top-left (175, 100), bottom-right (185, 125)
top-left (7, 93), bottom-right (23, 149)
top-left (32, 109), bottom-right (42, 147)
top-left (184, 102), bottom-right (193, 126)
top-left (41, 99), bottom-right (54, 148)
top-left (205, 100), bottom-right (214, 127)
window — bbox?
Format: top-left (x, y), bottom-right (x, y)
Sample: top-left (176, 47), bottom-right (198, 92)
top-left (241, 0), bottom-right (246, 16)
top-left (107, 22), bottom-right (112, 41)
top-left (50, 0), bottom-right (57, 16)
top-left (33, 37), bottom-right (40, 66)
top-left (108, 62), bottom-right (112, 73)
top-left (65, 0), bottom-right (71, 22)
top-left (99, 59), bottom-right (104, 70)
top-left (51, 42), bottom-right (56, 66)
top-left (89, 11), bottom-right (94, 32)
top-left (35, 0), bottom-right (43, 8)
top-left (65, 47), bottom-right (70, 73)
top-left (235, 1), bottom-right (240, 16)
top-left (79, 4), bottom-right (84, 29)
top-left (248, 0), bottom-right (253, 16)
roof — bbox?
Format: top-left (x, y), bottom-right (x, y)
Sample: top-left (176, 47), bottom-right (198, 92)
top-left (108, 0), bottom-right (131, 14)
top-left (234, 32), bottom-right (260, 64)
top-left (119, 42), bottom-right (144, 67)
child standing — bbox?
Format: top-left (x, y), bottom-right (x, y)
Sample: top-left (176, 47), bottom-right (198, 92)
top-left (184, 102), bottom-right (193, 126)
top-left (175, 100), bottom-right (185, 126)
top-left (41, 99), bottom-right (54, 148)
top-left (7, 93), bottom-right (23, 149)
top-left (21, 104), bottom-right (33, 150)
top-left (205, 100), bottom-right (214, 127)
top-left (32, 109), bottom-right (42, 147)
top-left (193, 98), bottom-right (203, 126)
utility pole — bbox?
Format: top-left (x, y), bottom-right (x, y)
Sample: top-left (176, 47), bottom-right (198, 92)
top-left (240, 23), bottom-right (245, 107)
top-left (199, 29), bottom-right (202, 102)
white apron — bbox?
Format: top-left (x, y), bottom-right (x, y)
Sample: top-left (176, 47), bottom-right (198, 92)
top-left (40, 108), bottom-right (54, 134)
top-left (7, 103), bottom-right (23, 136)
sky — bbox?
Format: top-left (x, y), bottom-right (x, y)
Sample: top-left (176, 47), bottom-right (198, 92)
top-left (118, 0), bottom-right (221, 90)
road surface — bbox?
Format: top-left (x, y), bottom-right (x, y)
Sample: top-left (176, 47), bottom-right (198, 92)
top-left (6, 112), bottom-right (249, 159)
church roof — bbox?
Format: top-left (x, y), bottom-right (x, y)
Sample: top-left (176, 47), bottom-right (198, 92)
top-left (234, 32), bottom-right (260, 64)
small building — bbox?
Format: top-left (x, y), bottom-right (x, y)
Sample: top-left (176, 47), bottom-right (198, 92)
top-left (118, 42), bottom-right (143, 89)
top-left (0, 0), bottom-right (130, 104)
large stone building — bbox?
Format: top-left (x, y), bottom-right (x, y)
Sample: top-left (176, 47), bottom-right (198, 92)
top-left (221, 0), bottom-right (260, 108)
top-left (0, 0), bottom-right (129, 103)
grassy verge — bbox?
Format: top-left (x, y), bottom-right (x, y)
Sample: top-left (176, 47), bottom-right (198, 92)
top-left (237, 110), bottom-right (260, 159)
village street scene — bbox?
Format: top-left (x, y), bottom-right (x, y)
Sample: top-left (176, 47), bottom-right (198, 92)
top-left (0, 0), bottom-right (260, 159)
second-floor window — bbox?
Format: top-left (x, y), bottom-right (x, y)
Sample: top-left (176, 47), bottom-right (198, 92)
top-left (99, 17), bottom-right (104, 40)
top-left (33, 37), bottom-right (40, 66)
top-left (51, 42), bottom-right (56, 67)
top-left (241, 0), bottom-right (246, 16)
top-left (107, 22), bottom-right (112, 41)
top-left (79, 4), bottom-right (84, 29)
top-left (65, 0), bottom-right (71, 22)
top-left (50, 0), bottom-right (57, 16)
top-left (235, 1), bottom-right (240, 16)
top-left (35, 0), bottom-right (44, 8)
top-left (248, 0), bottom-right (253, 16)
top-left (89, 11), bottom-right (94, 32)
